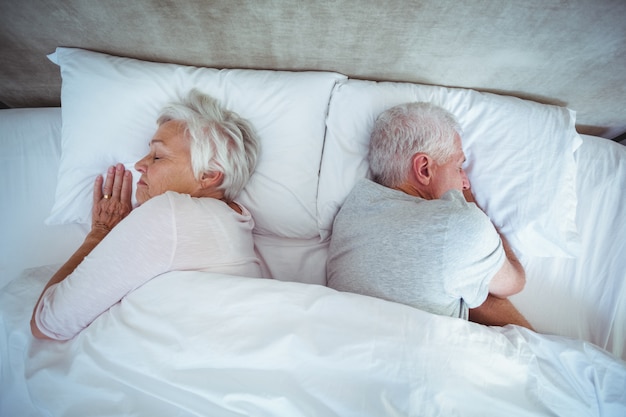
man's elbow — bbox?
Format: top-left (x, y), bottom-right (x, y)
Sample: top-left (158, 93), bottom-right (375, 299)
top-left (512, 265), bottom-right (526, 295)
top-left (489, 264), bottom-right (526, 298)
top-left (511, 273), bottom-right (526, 295)
top-left (30, 317), bottom-right (53, 340)
top-left (502, 268), bottom-right (526, 297)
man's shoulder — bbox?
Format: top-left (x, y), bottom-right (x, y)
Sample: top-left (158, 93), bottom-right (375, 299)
top-left (347, 178), bottom-right (417, 204)
top-left (334, 180), bottom-right (401, 228)
top-left (439, 190), bottom-right (483, 217)
top-left (440, 189), bottom-right (470, 206)
top-left (348, 178), bottom-right (383, 197)
top-left (439, 191), bottom-right (497, 240)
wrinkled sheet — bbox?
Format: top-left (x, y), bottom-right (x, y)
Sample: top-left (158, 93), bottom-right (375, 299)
top-left (2, 267), bottom-right (625, 417)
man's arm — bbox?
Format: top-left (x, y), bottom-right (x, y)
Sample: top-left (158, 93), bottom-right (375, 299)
top-left (463, 188), bottom-right (533, 330)
top-left (487, 232), bottom-right (526, 298)
top-left (469, 295), bottom-right (533, 330)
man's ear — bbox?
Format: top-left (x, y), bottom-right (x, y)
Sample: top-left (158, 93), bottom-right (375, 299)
top-left (200, 171), bottom-right (223, 189)
top-left (411, 153), bottom-right (432, 185)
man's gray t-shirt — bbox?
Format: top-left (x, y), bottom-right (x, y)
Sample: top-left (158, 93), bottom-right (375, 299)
top-left (326, 179), bottom-right (505, 319)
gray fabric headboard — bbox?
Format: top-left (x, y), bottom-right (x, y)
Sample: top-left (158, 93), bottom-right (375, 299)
top-left (1, 0), bottom-right (625, 138)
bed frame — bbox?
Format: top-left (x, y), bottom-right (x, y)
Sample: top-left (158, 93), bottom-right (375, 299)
top-left (1, 0), bottom-right (625, 140)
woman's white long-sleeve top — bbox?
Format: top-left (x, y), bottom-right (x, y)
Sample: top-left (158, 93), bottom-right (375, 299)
top-left (35, 191), bottom-right (262, 340)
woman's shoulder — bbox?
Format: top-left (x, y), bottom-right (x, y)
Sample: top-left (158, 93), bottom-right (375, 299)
top-left (143, 191), bottom-right (209, 207)
top-left (132, 192), bottom-right (193, 218)
top-left (161, 191), bottom-right (251, 218)
top-left (136, 191), bottom-right (177, 211)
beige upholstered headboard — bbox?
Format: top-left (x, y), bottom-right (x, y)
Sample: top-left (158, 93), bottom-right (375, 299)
top-left (1, 0), bottom-right (624, 139)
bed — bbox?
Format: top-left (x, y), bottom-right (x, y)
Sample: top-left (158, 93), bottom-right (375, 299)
top-left (1, 3), bottom-right (626, 416)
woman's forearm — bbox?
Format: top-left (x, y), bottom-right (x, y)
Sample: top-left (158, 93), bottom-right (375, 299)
top-left (30, 231), bottom-right (106, 339)
top-left (31, 165), bottom-right (133, 340)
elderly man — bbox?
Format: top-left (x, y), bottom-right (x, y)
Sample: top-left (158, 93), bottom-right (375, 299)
top-left (327, 102), bottom-right (532, 329)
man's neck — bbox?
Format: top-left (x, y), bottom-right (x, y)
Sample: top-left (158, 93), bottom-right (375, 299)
top-left (393, 181), bottom-right (434, 200)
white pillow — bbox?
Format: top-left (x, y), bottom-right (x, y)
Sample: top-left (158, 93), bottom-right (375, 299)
top-left (47, 47), bottom-right (345, 240)
top-left (318, 79), bottom-right (582, 258)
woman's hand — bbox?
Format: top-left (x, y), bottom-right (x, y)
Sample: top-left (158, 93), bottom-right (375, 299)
top-left (91, 163), bottom-right (133, 238)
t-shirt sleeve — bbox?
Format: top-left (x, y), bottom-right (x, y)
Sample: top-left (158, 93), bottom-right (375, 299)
top-left (34, 194), bottom-right (176, 340)
top-left (443, 198), bottom-right (505, 309)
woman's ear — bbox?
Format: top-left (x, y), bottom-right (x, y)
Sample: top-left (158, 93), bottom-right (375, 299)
top-left (411, 153), bottom-right (432, 185)
top-left (200, 171), bottom-right (223, 190)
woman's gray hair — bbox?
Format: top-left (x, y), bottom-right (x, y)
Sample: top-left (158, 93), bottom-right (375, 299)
top-left (368, 102), bottom-right (461, 188)
top-left (157, 89), bottom-right (260, 201)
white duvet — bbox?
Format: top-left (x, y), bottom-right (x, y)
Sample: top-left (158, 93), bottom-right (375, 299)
top-left (2, 266), bottom-right (625, 417)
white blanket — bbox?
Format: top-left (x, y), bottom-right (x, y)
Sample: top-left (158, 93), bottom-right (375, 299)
top-left (2, 267), bottom-right (625, 416)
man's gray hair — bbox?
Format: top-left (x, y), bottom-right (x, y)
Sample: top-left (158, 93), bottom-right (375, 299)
top-left (157, 89), bottom-right (260, 201)
top-left (368, 102), bottom-right (461, 188)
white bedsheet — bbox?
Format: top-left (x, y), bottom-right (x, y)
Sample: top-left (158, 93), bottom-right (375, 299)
top-left (2, 267), bottom-right (625, 416)
top-left (0, 108), bottom-right (87, 290)
top-left (511, 135), bottom-right (626, 360)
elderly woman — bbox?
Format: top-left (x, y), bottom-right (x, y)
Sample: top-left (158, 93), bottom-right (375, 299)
top-left (31, 90), bottom-right (262, 340)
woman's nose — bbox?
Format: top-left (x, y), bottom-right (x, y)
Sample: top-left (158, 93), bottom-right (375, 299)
top-left (135, 156), bottom-right (147, 172)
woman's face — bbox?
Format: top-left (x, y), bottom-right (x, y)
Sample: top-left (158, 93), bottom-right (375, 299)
top-left (134, 120), bottom-right (202, 205)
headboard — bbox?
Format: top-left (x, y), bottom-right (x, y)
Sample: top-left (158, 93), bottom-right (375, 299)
top-left (1, 0), bottom-right (625, 139)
